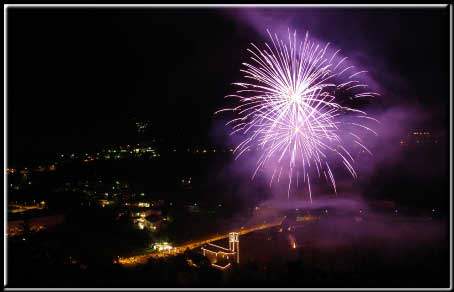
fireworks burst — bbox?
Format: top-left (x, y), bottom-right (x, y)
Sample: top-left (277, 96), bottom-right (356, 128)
top-left (216, 29), bottom-right (379, 202)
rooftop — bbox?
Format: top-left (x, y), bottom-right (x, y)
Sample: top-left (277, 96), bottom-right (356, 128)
top-left (211, 259), bottom-right (231, 270)
top-left (201, 243), bottom-right (235, 255)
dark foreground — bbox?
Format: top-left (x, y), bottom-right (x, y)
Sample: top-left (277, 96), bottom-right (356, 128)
top-left (7, 209), bottom-right (449, 288)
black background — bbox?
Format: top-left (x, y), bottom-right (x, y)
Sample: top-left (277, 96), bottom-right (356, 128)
top-left (7, 7), bottom-right (450, 165)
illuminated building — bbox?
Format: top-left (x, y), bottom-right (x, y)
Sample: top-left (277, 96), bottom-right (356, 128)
top-left (130, 207), bottom-right (162, 230)
top-left (98, 199), bottom-right (111, 207)
top-left (229, 232), bottom-right (240, 264)
top-left (7, 214), bottom-right (64, 237)
top-left (130, 208), bottom-right (160, 218)
top-left (201, 232), bottom-right (239, 270)
top-left (153, 242), bottom-right (173, 252)
top-left (180, 177), bottom-right (192, 190)
top-left (135, 120), bottom-right (152, 134)
top-left (6, 168), bottom-right (17, 174)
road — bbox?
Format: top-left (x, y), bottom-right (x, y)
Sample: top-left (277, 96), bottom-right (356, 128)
top-left (117, 216), bottom-right (287, 266)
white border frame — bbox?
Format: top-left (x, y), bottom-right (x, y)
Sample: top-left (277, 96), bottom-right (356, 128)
top-left (3, 3), bottom-right (452, 291)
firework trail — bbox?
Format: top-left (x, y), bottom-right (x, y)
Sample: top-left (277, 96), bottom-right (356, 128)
top-left (216, 29), bottom-right (379, 202)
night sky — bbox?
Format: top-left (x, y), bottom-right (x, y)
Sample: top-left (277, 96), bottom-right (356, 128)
top-left (7, 6), bottom-right (450, 166)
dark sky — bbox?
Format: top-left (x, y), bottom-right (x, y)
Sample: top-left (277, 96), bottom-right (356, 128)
top-left (7, 7), bottom-right (450, 165)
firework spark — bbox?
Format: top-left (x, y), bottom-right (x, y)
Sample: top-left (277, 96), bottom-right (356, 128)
top-left (216, 29), bottom-right (379, 202)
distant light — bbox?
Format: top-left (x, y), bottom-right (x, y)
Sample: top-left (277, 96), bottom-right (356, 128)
top-left (432, 209), bottom-right (435, 212)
